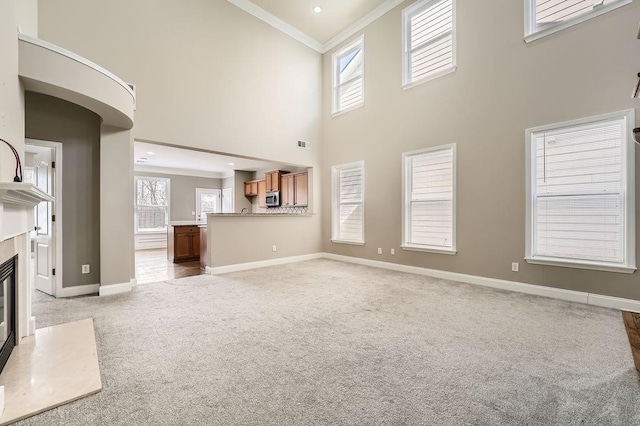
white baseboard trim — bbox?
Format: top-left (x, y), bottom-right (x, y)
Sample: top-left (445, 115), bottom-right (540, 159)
top-left (99, 280), bottom-right (133, 296)
top-left (206, 253), bottom-right (324, 275)
top-left (323, 253), bottom-right (640, 312)
top-left (57, 284), bottom-right (100, 298)
top-left (130, 278), bottom-right (138, 287)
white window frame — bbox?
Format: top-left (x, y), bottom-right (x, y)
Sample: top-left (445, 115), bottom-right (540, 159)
top-left (196, 188), bottom-right (221, 223)
top-left (402, 0), bottom-right (457, 90)
top-left (332, 35), bottom-right (365, 116)
top-left (134, 176), bottom-right (170, 234)
top-left (402, 144), bottom-right (457, 254)
top-left (525, 109), bottom-right (636, 274)
top-left (524, 0), bottom-right (632, 43)
top-left (331, 161), bottom-right (365, 245)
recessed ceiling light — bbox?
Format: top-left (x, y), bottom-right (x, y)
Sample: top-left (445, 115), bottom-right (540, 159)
top-left (228, 162), bottom-right (235, 166)
top-left (147, 151), bottom-right (155, 155)
top-left (313, 5), bottom-right (322, 14)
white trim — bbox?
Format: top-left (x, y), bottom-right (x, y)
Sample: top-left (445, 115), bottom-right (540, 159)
top-left (331, 240), bottom-right (365, 246)
top-left (401, 245), bottom-right (457, 255)
top-left (226, 0), bottom-right (404, 54)
top-left (323, 0), bottom-right (406, 53)
top-left (524, 109), bottom-right (636, 274)
top-left (524, 0), bottom-right (632, 43)
top-left (226, 0), bottom-right (323, 52)
top-left (57, 284), bottom-right (99, 298)
top-left (588, 294), bottom-right (640, 313)
top-left (205, 253), bottom-right (324, 275)
top-left (25, 139), bottom-right (63, 298)
top-left (18, 33), bottom-right (136, 103)
top-left (98, 280), bottom-right (134, 296)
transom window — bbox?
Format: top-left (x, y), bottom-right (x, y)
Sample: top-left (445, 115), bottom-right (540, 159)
top-left (524, 0), bottom-right (632, 42)
top-left (402, 0), bottom-right (456, 88)
top-left (332, 36), bottom-right (364, 115)
top-left (332, 161), bottom-right (365, 244)
top-left (402, 145), bottom-right (456, 254)
top-left (135, 176), bottom-right (170, 233)
top-left (525, 110), bottom-right (636, 273)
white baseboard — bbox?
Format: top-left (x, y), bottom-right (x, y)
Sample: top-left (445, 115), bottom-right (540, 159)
top-left (57, 284), bottom-right (100, 298)
top-left (0, 385), bottom-right (4, 417)
top-left (206, 253), bottom-right (324, 275)
top-left (323, 253), bottom-right (640, 313)
top-left (99, 280), bottom-right (134, 296)
top-left (130, 278), bottom-right (137, 287)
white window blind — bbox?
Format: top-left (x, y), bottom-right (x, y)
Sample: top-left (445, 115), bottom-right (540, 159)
top-left (403, 145), bottom-right (456, 252)
top-left (403, 0), bottom-right (455, 87)
top-left (526, 110), bottom-right (635, 272)
top-left (525, 0), bottom-right (631, 41)
top-left (332, 37), bottom-right (364, 115)
top-left (332, 162), bottom-right (364, 244)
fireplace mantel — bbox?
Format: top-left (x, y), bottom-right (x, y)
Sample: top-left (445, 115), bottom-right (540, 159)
top-left (0, 183), bottom-right (54, 207)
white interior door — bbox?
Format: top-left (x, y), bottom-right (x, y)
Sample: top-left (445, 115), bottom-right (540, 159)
top-left (222, 187), bottom-right (233, 213)
top-left (196, 188), bottom-right (222, 222)
top-left (34, 149), bottom-right (55, 296)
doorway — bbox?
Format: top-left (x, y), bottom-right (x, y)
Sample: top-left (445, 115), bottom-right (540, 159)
top-left (25, 140), bottom-right (62, 297)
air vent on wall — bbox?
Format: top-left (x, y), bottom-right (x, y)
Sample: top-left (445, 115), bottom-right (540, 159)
top-left (297, 140), bottom-right (311, 150)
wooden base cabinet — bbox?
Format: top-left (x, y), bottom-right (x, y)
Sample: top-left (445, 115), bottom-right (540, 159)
top-left (281, 172), bottom-right (308, 207)
top-left (168, 225), bottom-right (200, 263)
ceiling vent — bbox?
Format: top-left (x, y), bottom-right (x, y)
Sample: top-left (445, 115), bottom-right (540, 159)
top-left (297, 140), bottom-right (311, 150)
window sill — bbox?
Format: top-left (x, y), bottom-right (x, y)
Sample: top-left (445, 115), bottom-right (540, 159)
top-left (524, 0), bottom-right (632, 44)
top-left (332, 102), bottom-right (364, 118)
top-left (525, 256), bottom-right (636, 274)
top-left (135, 230), bottom-right (167, 235)
top-left (402, 66), bottom-right (456, 91)
top-left (331, 239), bottom-right (365, 246)
top-left (401, 245), bottom-right (456, 255)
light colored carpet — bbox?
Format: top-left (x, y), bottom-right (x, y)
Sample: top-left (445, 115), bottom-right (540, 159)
top-left (19, 259), bottom-right (640, 425)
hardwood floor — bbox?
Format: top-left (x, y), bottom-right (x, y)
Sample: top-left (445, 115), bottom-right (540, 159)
top-left (135, 249), bottom-right (202, 284)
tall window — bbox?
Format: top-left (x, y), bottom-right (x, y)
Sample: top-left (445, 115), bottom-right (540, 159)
top-left (525, 110), bottom-right (635, 273)
top-left (402, 0), bottom-right (456, 88)
top-left (135, 176), bottom-right (170, 233)
top-left (332, 36), bottom-right (364, 115)
top-left (402, 145), bottom-right (456, 253)
top-left (524, 0), bottom-right (632, 42)
top-left (332, 161), bottom-right (365, 244)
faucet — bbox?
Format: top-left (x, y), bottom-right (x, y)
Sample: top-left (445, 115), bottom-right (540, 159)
top-left (241, 208), bottom-right (249, 214)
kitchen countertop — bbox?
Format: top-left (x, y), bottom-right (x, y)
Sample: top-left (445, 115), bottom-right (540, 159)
top-left (207, 213), bottom-right (313, 217)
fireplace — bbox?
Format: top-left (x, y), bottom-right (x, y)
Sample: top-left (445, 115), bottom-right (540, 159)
top-left (0, 255), bottom-right (16, 374)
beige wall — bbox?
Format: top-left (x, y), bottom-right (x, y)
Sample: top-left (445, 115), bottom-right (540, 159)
top-left (25, 92), bottom-right (101, 288)
top-left (207, 215), bottom-right (320, 267)
top-left (322, 1), bottom-right (640, 300)
top-left (135, 171), bottom-right (222, 221)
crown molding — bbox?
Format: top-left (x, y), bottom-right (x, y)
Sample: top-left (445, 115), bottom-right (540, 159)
top-left (227, 0), bottom-right (324, 53)
top-left (227, 0), bottom-right (406, 54)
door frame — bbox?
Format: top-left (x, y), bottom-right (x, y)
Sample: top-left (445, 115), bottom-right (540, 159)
top-left (26, 139), bottom-right (63, 297)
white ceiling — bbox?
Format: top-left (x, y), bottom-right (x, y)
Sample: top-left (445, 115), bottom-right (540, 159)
top-left (249, 0), bottom-right (389, 44)
top-left (133, 141), bottom-right (285, 178)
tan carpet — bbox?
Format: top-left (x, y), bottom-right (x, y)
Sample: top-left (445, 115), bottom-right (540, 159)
top-left (22, 259), bottom-right (640, 425)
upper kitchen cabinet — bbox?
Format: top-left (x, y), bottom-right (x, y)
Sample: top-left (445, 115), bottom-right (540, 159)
top-left (265, 171), bottom-right (287, 192)
top-left (258, 179), bottom-right (267, 208)
top-left (244, 180), bottom-right (259, 197)
top-left (282, 172), bottom-right (308, 207)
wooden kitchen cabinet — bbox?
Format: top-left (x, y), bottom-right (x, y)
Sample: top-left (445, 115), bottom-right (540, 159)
top-left (244, 180), bottom-right (259, 196)
top-left (265, 171), bottom-right (286, 192)
top-left (257, 179), bottom-right (267, 208)
top-left (167, 225), bottom-right (200, 263)
top-left (281, 171), bottom-right (308, 207)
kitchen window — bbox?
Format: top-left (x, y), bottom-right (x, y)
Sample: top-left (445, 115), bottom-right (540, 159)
top-left (525, 110), bottom-right (636, 273)
top-left (524, 0), bottom-right (632, 43)
top-left (402, 145), bottom-right (456, 254)
top-left (332, 36), bottom-right (364, 116)
top-left (332, 161), bottom-right (365, 245)
top-left (135, 176), bottom-right (170, 233)
top-left (402, 0), bottom-right (456, 88)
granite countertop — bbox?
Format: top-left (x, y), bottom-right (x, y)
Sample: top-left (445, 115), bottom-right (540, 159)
top-left (207, 213), bottom-right (313, 217)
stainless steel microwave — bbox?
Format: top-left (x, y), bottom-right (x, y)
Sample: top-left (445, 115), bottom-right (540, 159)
top-left (266, 191), bottom-right (280, 207)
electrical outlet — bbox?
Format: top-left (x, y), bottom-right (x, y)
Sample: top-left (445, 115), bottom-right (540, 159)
top-left (377, 248), bottom-right (382, 255)
top-left (511, 262), bottom-right (519, 272)
top-left (82, 264), bottom-right (90, 274)
top-left (272, 245), bottom-right (277, 252)
top-left (191, 211), bottom-right (196, 216)
top-left (391, 249), bottom-right (395, 255)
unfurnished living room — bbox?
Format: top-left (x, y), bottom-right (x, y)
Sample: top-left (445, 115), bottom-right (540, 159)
top-left (0, 0), bottom-right (640, 424)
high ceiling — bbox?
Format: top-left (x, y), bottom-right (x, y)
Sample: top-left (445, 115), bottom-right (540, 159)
top-left (244, 0), bottom-right (390, 45)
